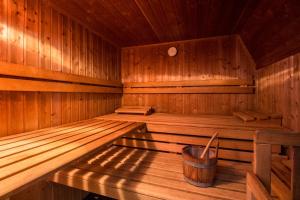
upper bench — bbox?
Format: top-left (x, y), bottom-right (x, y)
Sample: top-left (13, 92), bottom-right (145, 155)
top-left (0, 118), bottom-right (145, 199)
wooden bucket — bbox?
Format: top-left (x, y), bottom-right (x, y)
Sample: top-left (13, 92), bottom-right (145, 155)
top-left (182, 132), bottom-right (219, 187)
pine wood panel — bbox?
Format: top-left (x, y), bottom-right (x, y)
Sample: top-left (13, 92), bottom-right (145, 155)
top-left (121, 35), bottom-right (255, 114)
top-left (255, 53), bottom-right (300, 131)
top-left (0, 0), bottom-right (121, 137)
top-left (48, 0), bottom-right (300, 69)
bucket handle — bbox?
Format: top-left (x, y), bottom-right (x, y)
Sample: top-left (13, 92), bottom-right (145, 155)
top-left (200, 132), bottom-right (219, 159)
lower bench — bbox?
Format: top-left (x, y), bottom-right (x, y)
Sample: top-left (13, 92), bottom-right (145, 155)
top-left (0, 119), bottom-right (145, 199)
top-left (51, 145), bottom-right (251, 200)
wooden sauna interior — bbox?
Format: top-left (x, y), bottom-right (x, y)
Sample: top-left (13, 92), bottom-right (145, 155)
top-left (0, 0), bottom-right (300, 200)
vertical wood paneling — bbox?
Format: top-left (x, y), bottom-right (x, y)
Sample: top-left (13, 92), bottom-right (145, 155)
top-left (256, 53), bottom-right (300, 131)
top-left (0, 0), bottom-right (121, 138)
top-left (121, 35), bottom-right (255, 114)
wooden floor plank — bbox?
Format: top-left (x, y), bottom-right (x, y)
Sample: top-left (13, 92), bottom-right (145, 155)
top-left (76, 163), bottom-right (246, 192)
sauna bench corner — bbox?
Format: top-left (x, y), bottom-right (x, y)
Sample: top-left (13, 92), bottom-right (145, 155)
top-left (0, 118), bottom-right (145, 198)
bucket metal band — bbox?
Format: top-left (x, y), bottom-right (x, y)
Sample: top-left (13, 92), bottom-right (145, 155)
top-left (183, 159), bottom-right (217, 169)
top-left (183, 176), bottom-right (212, 188)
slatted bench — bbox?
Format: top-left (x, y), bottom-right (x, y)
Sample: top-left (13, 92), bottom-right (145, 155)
top-left (99, 113), bottom-right (285, 162)
top-left (51, 145), bottom-right (251, 200)
top-left (48, 113), bottom-right (285, 200)
top-left (0, 119), bottom-right (145, 199)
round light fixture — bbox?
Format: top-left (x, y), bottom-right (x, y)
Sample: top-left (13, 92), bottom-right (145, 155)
top-left (168, 47), bottom-right (177, 57)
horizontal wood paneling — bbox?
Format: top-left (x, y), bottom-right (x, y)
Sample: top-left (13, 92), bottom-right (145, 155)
top-left (124, 79), bottom-right (253, 87)
top-left (0, 77), bottom-right (122, 93)
top-left (121, 35), bottom-right (256, 114)
top-left (123, 86), bottom-right (254, 94)
top-left (0, 62), bottom-right (122, 87)
top-left (255, 53), bottom-right (300, 131)
top-left (0, 0), bottom-right (121, 138)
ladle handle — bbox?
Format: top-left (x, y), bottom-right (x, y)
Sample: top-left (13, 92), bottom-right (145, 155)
top-left (200, 132), bottom-right (218, 159)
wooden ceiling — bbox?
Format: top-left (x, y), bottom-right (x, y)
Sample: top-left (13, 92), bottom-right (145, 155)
top-left (50, 0), bottom-right (300, 67)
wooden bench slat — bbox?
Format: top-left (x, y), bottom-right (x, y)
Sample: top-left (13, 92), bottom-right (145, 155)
top-left (54, 166), bottom-right (246, 200)
top-left (114, 138), bottom-right (253, 162)
top-left (147, 124), bottom-right (254, 140)
top-left (51, 145), bottom-right (249, 200)
top-left (75, 164), bottom-right (246, 194)
top-left (0, 119), bottom-right (98, 144)
top-left (0, 122), bottom-right (133, 179)
top-left (0, 120), bottom-right (108, 150)
top-left (0, 121), bottom-right (115, 159)
top-left (52, 171), bottom-right (218, 200)
top-left (98, 113), bottom-right (283, 129)
top-left (85, 146), bottom-right (251, 176)
top-left (0, 121), bottom-right (123, 165)
top-left (0, 120), bottom-right (145, 198)
top-left (124, 132), bottom-right (253, 151)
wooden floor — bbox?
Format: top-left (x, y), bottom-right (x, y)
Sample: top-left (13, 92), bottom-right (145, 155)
top-left (0, 119), bottom-right (145, 199)
top-left (51, 145), bottom-right (251, 200)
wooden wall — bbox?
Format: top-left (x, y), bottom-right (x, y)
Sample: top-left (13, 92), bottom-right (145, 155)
top-left (0, 0), bottom-right (121, 137)
top-left (255, 53), bottom-right (300, 131)
top-left (121, 35), bottom-right (255, 114)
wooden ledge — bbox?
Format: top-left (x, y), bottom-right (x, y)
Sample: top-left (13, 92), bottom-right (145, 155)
top-left (255, 130), bottom-right (300, 146)
top-left (0, 62), bottom-right (122, 87)
top-left (123, 79), bottom-right (255, 94)
top-left (124, 79), bottom-right (254, 88)
top-left (0, 77), bottom-right (122, 93)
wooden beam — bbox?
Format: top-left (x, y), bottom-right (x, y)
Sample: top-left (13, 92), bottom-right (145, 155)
top-left (271, 172), bottom-right (291, 200)
top-left (253, 142), bottom-right (271, 192)
top-left (256, 130), bottom-right (300, 146)
top-left (0, 77), bottom-right (122, 93)
top-left (246, 172), bottom-right (272, 200)
top-left (124, 79), bottom-right (254, 88)
top-left (291, 147), bottom-right (300, 200)
top-left (123, 86), bottom-right (254, 94)
top-left (0, 62), bottom-right (122, 87)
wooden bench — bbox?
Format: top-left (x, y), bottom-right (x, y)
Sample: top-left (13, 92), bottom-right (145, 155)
top-left (247, 130), bottom-right (300, 200)
top-left (99, 113), bottom-right (285, 162)
top-left (47, 113), bottom-right (287, 200)
top-left (0, 118), bottom-right (145, 199)
top-left (51, 145), bottom-right (251, 200)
